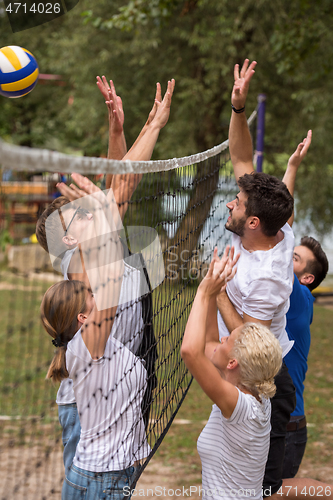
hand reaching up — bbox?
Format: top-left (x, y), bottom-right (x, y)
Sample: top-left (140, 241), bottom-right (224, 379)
top-left (231, 59), bottom-right (257, 110)
top-left (96, 76), bottom-right (124, 135)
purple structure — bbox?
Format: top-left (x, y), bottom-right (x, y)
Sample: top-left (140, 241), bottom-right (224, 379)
top-left (255, 94), bottom-right (266, 172)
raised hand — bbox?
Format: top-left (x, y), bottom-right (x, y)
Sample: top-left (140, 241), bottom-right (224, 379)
top-left (231, 59), bottom-right (257, 110)
top-left (199, 246), bottom-right (239, 297)
top-left (96, 76), bottom-right (124, 134)
top-left (288, 130), bottom-right (312, 169)
top-left (151, 79), bottom-right (175, 130)
top-left (146, 82), bottom-right (162, 126)
top-left (57, 172), bottom-right (101, 201)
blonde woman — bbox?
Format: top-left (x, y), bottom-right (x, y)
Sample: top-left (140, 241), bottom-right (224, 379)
top-left (181, 248), bottom-right (283, 500)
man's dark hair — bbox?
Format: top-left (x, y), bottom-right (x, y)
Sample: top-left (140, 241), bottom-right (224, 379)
top-left (300, 236), bottom-right (329, 291)
top-left (237, 172), bottom-right (294, 237)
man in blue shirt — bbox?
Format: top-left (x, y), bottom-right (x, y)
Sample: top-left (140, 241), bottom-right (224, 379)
top-left (282, 236), bottom-right (328, 478)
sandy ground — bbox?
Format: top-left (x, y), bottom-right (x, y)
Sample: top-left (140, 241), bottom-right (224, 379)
top-left (1, 295), bottom-right (332, 499)
top-left (0, 443), bottom-right (202, 500)
top-left (1, 440), bottom-right (333, 500)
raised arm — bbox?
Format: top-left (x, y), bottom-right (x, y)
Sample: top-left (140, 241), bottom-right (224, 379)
top-left (96, 76), bottom-right (127, 161)
top-left (130, 82), bottom-right (163, 149)
top-left (229, 59), bottom-right (257, 182)
top-left (109, 79), bottom-right (174, 219)
top-left (283, 130), bottom-right (312, 226)
top-left (103, 81), bottom-right (171, 221)
top-left (217, 287), bottom-right (273, 333)
top-left (181, 248), bottom-right (239, 417)
top-left (57, 173), bottom-right (124, 358)
top-left (96, 76), bottom-right (127, 190)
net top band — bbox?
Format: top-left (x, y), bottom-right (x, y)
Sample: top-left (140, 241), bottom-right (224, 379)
top-left (0, 111), bottom-right (256, 175)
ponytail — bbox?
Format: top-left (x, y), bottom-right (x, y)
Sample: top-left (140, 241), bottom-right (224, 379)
top-left (41, 281), bottom-right (87, 382)
top-left (46, 347), bottom-right (69, 383)
top-left (255, 379), bottom-right (277, 400)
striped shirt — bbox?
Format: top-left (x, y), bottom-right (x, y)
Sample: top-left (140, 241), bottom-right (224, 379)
top-left (197, 389), bottom-right (271, 500)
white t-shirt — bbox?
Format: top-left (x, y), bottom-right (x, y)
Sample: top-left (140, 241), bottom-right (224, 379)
top-left (66, 331), bottom-right (150, 472)
top-left (197, 389), bottom-right (271, 500)
top-left (218, 223), bottom-right (294, 357)
top-left (56, 250), bottom-right (143, 405)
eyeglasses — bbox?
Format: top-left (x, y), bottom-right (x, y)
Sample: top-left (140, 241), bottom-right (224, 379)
top-left (64, 207), bottom-right (91, 235)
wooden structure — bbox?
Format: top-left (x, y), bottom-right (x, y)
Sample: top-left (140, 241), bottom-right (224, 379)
top-left (0, 181), bottom-right (54, 236)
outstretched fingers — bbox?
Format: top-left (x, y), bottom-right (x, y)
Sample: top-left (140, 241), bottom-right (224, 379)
top-left (56, 182), bottom-right (80, 201)
top-left (232, 59), bottom-right (257, 107)
top-left (299, 129), bottom-right (312, 158)
top-left (147, 82), bottom-right (162, 125)
top-left (153, 79), bottom-right (175, 129)
top-left (96, 75), bottom-right (110, 101)
top-left (70, 173), bottom-right (100, 196)
top-left (155, 82), bottom-right (162, 103)
top-left (162, 79), bottom-right (175, 105)
top-left (239, 59), bottom-right (250, 79)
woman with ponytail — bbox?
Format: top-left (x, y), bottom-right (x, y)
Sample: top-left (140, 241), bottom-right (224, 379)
top-left (39, 80), bottom-right (176, 500)
top-left (41, 273), bottom-right (150, 499)
top-left (181, 247), bottom-right (283, 500)
top-left (41, 280), bottom-right (88, 382)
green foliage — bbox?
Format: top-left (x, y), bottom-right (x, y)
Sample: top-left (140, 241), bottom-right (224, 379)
top-left (0, 229), bottom-right (14, 252)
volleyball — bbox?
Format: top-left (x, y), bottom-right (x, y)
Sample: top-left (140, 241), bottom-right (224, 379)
top-left (0, 45), bottom-right (39, 98)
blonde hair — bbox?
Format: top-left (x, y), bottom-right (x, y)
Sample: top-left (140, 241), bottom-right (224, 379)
top-left (41, 280), bottom-right (88, 382)
top-left (231, 323), bottom-right (282, 399)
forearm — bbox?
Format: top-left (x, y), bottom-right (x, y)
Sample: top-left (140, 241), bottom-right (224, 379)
top-left (216, 289), bottom-right (244, 333)
top-left (111, 174), bottom-right (143, 221)
top-left (105, 128), bottom-right (128, 189)
top-left (282, 162), bottom-right (298, 226)
top-left (229, 111), bottom-right (254, 182)
top-left (282, 169), bottom-right (300, 227)
top-left (123, 122), bottom-right (160, 163)
top-left (205, 295), bottom-right (222, 344)
top-left (282, 162), bottom-right (298, 198)
top-left (282, 130), bottom-right (312, 224)
top-left (182, 289), bottom-right (210, 359)
top-left (130, 120), bottom-right (150, 151)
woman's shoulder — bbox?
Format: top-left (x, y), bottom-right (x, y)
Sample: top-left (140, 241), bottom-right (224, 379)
top-left (226, 390), bottom-right (271, 425)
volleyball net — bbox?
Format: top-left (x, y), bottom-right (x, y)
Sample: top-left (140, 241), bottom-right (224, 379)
top-left (0, 110), bottom-right (256, 499)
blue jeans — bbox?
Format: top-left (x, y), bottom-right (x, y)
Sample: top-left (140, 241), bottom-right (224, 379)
top-left (62, 463), bottom-right (136, 500)
top-left (282, 425), bottom-right (307, 478)
top-left (58, 403), bottom-right (81, 474)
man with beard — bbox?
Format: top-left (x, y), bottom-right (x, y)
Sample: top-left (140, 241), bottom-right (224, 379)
top-left (216, 59), bottom-right (298, 498)
top-left (211, 59), bottom-right (333, 499)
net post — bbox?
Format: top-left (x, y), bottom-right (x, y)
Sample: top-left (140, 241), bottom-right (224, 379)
top-left (255, 93), bottom-right (266, 172)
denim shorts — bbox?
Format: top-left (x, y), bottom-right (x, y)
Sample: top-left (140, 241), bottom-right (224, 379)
top-left (282, 425), bottom-right (307, 478)
top-left (62, 463), bottom-right (136, 500)
top-left (58, 403), bottom-right (81, 474)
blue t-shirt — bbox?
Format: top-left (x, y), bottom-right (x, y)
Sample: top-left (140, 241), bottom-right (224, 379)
top-left (284, 274), bottom-right (315, 416)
